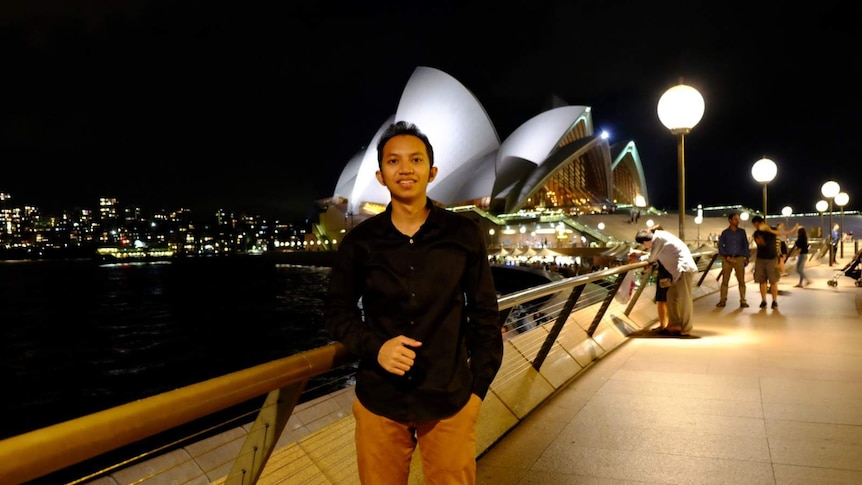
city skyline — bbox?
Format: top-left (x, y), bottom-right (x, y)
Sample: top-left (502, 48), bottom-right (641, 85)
top-left (1, 2), bottom-right (859, 219)
top-left (0, 190), bottom-right (307, 222)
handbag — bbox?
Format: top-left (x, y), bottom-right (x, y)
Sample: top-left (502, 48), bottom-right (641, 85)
top-left (659, 277), bottom-right (672, 288)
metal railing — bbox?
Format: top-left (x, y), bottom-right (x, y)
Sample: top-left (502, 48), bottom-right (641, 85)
top-left (0, 247), bottom-right (721, 485)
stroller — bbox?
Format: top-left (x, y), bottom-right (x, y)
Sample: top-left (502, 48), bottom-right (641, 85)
top-left (828, 247), bottom-right (862, 287)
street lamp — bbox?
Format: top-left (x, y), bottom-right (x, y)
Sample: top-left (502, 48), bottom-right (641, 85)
top-left (694, 204), bottom-right (703, 242)
top-left (751, 157), bottom-right (777, 218)
top-left (657, 80), bottom-right (705, 242)
top-left (781, 206), bottom-right (792, 229)
top-left (821, 180), bottom-right (840, 266)
top-left (835, 192), bottom-right (849, 258)
top-left (740, 211), bottom-right (750, 222)
top-left (816, 199), bottom-right (828, 246)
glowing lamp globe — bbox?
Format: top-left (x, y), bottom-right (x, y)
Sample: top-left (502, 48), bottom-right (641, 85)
top-left (835, 192), bottom-right (849, 207)
top-left (781, 206), bottom-right (792, 217)
top-left (751, 158), bottom-right (777, 183)
top-left (657, 84), bottom-right (705, 133)
top-left (816, 200), bottom-right (828, 212)
top-left (821, 181), bottom-right (840, 199)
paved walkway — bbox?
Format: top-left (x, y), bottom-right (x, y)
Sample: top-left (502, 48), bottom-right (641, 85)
top-left (477, 255), bottom-right (862, 485)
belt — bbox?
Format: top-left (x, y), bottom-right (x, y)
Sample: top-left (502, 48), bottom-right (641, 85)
top-left (726, 255), bottom-right (746, 257)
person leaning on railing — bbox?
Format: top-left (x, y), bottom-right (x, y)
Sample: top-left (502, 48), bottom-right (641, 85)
top-left (632, 225), bottom-right (698, 336)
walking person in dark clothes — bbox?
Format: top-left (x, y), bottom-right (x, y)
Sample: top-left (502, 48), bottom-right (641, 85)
top-left (751, 215), bottom-right (781, 309)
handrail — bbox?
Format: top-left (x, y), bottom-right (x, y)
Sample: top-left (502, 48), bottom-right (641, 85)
top-left (0, 343), bottom-right (350, 484)
top-left (0, 247), bottom-right (718, 485)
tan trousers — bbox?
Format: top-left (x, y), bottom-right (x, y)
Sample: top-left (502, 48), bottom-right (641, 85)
top-left (719, 256), bottom-right (747, 303)
top-left (667, 271), bottom-right (694, 333)
top-left (352, 394), bottom-right (482, 485)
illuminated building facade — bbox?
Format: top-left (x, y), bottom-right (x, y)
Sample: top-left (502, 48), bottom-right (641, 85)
top-left (315, 66), bottom-right (649, 248)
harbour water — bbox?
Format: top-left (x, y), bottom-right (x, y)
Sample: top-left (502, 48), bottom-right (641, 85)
top-left (0, 258), bottom-right (334, 440)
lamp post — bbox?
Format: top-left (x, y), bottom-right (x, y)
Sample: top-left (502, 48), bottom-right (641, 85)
top-left (781, 206), bottom-right (792, 230)
top-left (751, 157), bottom-right (777, 218)
top-left (657, 80), bottom-right (705, 242)
top-left (835, 192), bottom-right (849, 258)
top-left (816, 199), bottom-right (828, 247)
top-left (695, 204), bottom-right (703, 242)
top-left (821, 180), bottom-right (840, 266)
top-left (634, 194), bottom-right (646, 224)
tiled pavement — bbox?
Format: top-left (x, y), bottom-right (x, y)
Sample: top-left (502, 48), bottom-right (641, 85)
top-left (477, 255), bottom-right (862, 485)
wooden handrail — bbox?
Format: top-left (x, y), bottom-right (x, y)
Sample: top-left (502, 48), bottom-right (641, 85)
top-left (0, 343), bottom-right (349, 485)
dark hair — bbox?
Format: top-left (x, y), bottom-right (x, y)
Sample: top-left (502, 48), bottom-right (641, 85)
top-left (376, 121), bottom-right (435, 169)
top-left (751, 215), bottom-right (764, 224)
top-left (635, 229), bottom-right (654, 243)
top-left (797, 226), bottom-right (807, 238)
top-left (727, 212), bottom-right (738, 220)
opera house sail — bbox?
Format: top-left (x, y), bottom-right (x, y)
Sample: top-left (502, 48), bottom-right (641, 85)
top-left (314, 66), bottom-right (649, 250)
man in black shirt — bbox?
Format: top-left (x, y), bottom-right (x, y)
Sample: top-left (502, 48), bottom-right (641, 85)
top-left (325, 121), bottom-right (502, 485)
top-left (751, 215), bottom-right (781, 309)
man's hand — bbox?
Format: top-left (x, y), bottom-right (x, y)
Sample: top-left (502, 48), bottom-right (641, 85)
top-left (378, 336), bottom-right (423, 375)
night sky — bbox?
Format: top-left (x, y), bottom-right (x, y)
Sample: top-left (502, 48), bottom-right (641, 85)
top-left (1, 1), bottom-right (859, 221)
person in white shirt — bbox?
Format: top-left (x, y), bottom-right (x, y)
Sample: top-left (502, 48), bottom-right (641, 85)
top-left (634, 227), bottom-right (699, 335)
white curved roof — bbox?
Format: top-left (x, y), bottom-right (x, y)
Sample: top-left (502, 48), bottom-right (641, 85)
top-left (497, 106), bottom-right (590, 170)
top-left (345, 116), bottom-right (394, 214)
top-left (332, 66), bottom-right (648, 215)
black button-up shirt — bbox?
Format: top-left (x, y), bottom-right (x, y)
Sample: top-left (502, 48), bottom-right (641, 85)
top-left (325, 199), bottom-right (502, 422)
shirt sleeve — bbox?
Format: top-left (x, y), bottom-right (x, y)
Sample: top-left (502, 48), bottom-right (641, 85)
top-left (463, 223), bottom-right (504, 400)
top-left (646, 236), bottom-right (665, 265)
top-left (324, 233), bottom-right (387, 363)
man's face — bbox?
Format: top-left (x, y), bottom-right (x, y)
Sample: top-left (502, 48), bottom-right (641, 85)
top-left (729, 215), bottom-right (740, 228)
top-left (375, 134), bottom-right (438, 204)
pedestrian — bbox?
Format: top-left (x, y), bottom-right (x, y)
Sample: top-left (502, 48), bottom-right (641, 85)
top-left (831, 223), bottom-right (840, 264)
top-left (751, 215), bottom-right (781, 309)
top-left (775, 222), bottom-right (799, 276)
top-left (632, 225), bottom-right (698, 336)
top-left (791, 226), bottom-right (812, 288)
top-left (324, 121), bottom-right (503, 485)
top-left (716, 212), bottom-right (750, 308)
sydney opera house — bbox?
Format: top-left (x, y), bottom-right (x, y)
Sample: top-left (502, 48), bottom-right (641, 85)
top-left (314, 66), bottom-right (650, 250)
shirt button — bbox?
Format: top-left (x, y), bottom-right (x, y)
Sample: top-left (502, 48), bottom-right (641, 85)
top-left (410, 293), bottom-right (416, 298)
top-left (410, 320), bottom-right (415, 325)
top-left (409, 238), bottom-right (414, 244)
top-left (409, 265), bottom-right (415, 271)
